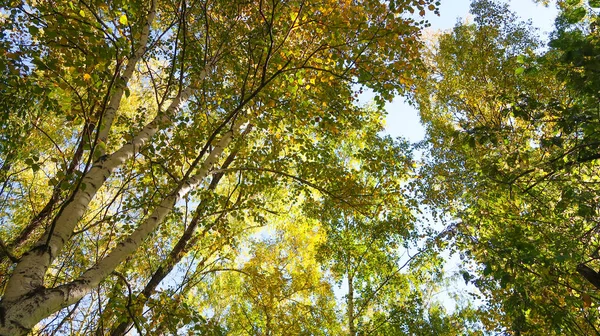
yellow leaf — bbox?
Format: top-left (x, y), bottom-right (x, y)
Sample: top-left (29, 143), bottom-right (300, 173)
top-left (83, 73), bottom-right (91, 81)
top-left (79, 10), bottom-right (86, 17)
top-left (119, 14), bottom-right (128, 25)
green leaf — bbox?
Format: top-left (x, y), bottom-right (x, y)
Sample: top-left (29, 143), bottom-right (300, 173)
top-left (60, 181), bottom-right (71, 190)
top-left (555, 253), bottom-right (568, 262)
top-left (515, 67), bottom-right (525, 75)
top-left (565, 7), bottom-right (587, 24)
top-left (590, 0), bottom-right (600, 7)
top-left (28, 25), bottom-right (39, 36)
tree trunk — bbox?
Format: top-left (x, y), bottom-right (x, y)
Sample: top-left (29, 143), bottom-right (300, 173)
top-left (107, 145), bottom-right (242, 336)
top-left (2, 87), bottom-right (192, 305)
top-left (0, 108), bottom-right (235, 336)
top-left (348, 274), bottom-right (356, 336)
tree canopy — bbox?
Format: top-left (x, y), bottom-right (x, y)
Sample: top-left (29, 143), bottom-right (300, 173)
top-left (414, 0), bottom-right (600, 334)
top-left (0, 0), bottom-right (471, 335)
top-left (4, 0), bottom-right (600, 335)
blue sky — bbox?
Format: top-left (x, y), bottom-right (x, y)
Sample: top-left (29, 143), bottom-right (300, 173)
top-left (383, 0), bottom-right (559, 142)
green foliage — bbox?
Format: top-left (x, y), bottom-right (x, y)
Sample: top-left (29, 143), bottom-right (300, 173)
top-left (0, 0), bottom-right (462, 335)
top-left (414, 0), bottom-right (600, 334)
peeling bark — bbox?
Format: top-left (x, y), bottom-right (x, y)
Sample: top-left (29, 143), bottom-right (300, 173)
top-left (0, 281), bottom-right (89, 335)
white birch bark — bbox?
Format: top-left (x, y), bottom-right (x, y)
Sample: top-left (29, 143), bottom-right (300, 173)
top-left (0, 120), bottom-right (243, 336)
top-left (97, 0), bottom-right (157, 148)
top-left (0, 281), bottom-right (89, 335)
top-left (2, 87), bottom-right (192, 302)
top-left (77, 124), bottom-right (238, 290)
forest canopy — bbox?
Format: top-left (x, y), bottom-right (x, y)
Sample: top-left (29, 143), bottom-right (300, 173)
top-left (1, 0), bottom-right (600, 335)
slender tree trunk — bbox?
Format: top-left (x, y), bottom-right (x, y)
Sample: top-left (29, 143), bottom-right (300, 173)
top-left (4, 120), bottom-right (93, 262)
top-left (96, 0), bottom-right (157, 150)
top-left (0, 0), bottom-right (156, 265)
top-left (106, 144), bottom-right (242, 336)
top-left (348, 273), bottom-right (356, 336)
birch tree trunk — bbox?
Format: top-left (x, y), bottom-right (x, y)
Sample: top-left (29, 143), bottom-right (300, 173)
top-left (0, 118), bottom-right (241, 335)
top-left (2, 87), bottom-right (193, 303)
top-left (0, 0), bottom-right (157, 262)
top-left (348, 273), bottom-right (356, 336)
top-left (106, 127), bottom-right (248, 336)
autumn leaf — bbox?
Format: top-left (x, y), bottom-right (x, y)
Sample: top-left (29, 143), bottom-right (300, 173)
top-left (583, 293), bottom-right (592, 308)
